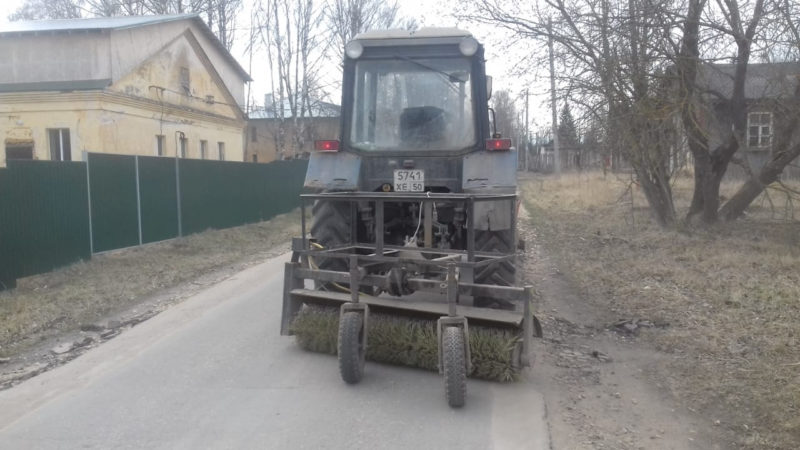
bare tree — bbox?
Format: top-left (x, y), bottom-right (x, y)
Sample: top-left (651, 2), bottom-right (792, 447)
top-left (9, 0), bottom-right (82, 20)
top-left (256, 0), bottom-right (328, 159)
top-left (10, 0), bottom-right (242, 50)
top-left (459, 0), bottom-right (683, 225)
top-left (491, 90), bottom-right (519, 139)
top-left (717, 0), bottom-right (800, 220)
top-left (677, 0), bottom-right (767, 223)
top-left (212, 0), bottom-right (241, 50)
top-left (324, 0), bottom-right (406, 59)
top-left (458, 0), bottom-right (800, 226)
top-left (82, 0), bottom-right (120, 16)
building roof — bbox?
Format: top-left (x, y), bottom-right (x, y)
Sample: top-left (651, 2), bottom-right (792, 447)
top-left (0, 14), bottom-right (251, 82)
top-left (699, 62), bottom-right (800, 100)
top-left (249, 97), bottom-right (340, 119)
top-left (0, 14), bottom-right (191, 33)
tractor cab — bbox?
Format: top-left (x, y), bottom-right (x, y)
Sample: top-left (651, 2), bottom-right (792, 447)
top-left (342, 29), bottom-right (488, 155)
top-left (306, 29), bottom-right (513, 195)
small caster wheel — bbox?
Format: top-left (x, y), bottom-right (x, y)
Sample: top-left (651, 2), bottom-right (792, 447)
top-left (442, 326), bottom-right (467, 407)
top-left (338, 311), bottom-right (365, 384)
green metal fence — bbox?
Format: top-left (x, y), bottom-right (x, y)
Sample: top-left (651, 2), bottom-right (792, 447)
top-left (138, 156), bottom-right (180, 244)
top-left (0, 154), bottom-right (308, 289)
top-left (0, 160), bottom-right (91, 289)
top-left (88, 154), bottom-right (140, 253)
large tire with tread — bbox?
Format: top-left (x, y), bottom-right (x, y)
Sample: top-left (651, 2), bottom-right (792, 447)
top-left (474, 229), bottom-right (516, 309)
top-left (443, 326), bottom-right (467, 408)
top-left (311, 199), bottom-right (351, 272)
top-left (338, 311), bottom-right (365, 384)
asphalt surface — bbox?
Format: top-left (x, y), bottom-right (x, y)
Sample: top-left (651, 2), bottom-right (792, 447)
top-left (0, 253), bottom-right (549, 449)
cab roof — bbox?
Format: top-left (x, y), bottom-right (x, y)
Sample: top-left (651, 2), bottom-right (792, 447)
top-left (352, 28), bottom-right (473, 43)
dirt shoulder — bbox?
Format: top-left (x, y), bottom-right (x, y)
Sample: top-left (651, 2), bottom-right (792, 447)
top-left (520, 172), bottom-right (799, 449)
top-left (0, 211), bottom-right (301, 389)
top-left (521, 206), bottom-right (725, 449)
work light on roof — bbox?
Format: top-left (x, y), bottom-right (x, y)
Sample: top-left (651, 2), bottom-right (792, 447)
top-left (345, 41), bottom-right (364, 59)
top-left (459, 37), bottom-right (478, 56)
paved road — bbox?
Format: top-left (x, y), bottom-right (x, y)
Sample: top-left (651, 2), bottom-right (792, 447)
top-left (0, 254), bottom-right (549, 449)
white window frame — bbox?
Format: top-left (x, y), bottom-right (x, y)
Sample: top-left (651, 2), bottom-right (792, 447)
top-left (48, 128), bottom-right (71, 161)
top-left (200, 140), bottom-right (208, 159)
top-left (155, 135), bottom-right (165, 156)
top-left (747, 112), bottom-right (773, 149)
top-left (179, 136), bottom-right (188, 158)
top-left (218, 142), bottom-right (225, 161)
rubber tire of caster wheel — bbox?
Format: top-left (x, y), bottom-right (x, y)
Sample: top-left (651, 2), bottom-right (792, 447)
top-left (443, 326), bottom-right (467, 408)
top-left (338, 311), bottom-right (365, 384)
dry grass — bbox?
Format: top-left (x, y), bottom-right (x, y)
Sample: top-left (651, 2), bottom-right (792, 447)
top-left (0, 211), bottom-right (301, 357)
top-left (520, 171), bottom-right (800, 449)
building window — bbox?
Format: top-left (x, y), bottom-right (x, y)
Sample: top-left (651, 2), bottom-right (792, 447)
top-left (156, 135), bottom-right (165, 156)
top-left (748, 112), bottom-right (772, 148)
top-left (180, 67), bottom-right (191, 94)
top-left (252, 154), bottom-right (258, 163)
top-left (179, 136), bottom-right (188, 158)
top-left (218, 142), bottom-right (225, 161)
top-left (200, 140), bottom-right (208, 159)
top-left (251, 126), bottom-right (258, 142)
top-left (48, 128), bottom-right (71, 161)
top-left (5, 144), bottom-right (33, 161)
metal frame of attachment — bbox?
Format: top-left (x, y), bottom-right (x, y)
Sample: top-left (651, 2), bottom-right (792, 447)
top-left (282, 191), bottom-right (538, 371)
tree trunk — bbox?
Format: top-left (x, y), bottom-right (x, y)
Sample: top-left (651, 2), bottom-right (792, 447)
top-left (721, 145), bottom-right (800, 220)
top-left (719, 175), bottom-right (770, 221)
top-left (701, 164), bottom-right (725, 222)
top-left (637, 169), bottom-right (676, 226)
top-left (686, 157), bottom-right (706, 219)
top-left (680, 0), bottom-right (764, 224)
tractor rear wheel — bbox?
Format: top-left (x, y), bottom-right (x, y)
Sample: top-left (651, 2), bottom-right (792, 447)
top-left (310, 199), bottom-right (352, 293)
top-left (474, 229), bottom-right (516, 310)
top-left (310, 199), bottom-right (351, 271)
top-left (442, 326), bottom-right (467, 408)
top-left (338, 311), bottom-right (365, 384)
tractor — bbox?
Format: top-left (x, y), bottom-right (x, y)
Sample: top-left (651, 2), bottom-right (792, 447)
top-left (281, 28), bottom-right (540, 408)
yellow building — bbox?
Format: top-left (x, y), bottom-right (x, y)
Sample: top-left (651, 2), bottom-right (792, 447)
top-left (0, 14), bottom-right (251, 167)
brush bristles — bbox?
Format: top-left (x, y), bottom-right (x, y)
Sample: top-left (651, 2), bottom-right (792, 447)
top-left (290, 304), bottom-right (522, 382)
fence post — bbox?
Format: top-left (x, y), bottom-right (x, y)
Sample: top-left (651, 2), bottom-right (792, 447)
top-left (175, 157), bottom-right (183, 237)
top-left (84, 151), bottom-right (95, 254)
top-left (135, 155), bottom-right (143, 245)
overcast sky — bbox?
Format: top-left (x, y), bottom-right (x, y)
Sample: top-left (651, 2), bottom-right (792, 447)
top-left (0, 0), bottom-right (550, 132)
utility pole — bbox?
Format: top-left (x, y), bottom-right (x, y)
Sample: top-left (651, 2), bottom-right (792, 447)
top-left (548, 18), bottom-right (561, 175)
top-left (525, 88), bottom-right (529, 172)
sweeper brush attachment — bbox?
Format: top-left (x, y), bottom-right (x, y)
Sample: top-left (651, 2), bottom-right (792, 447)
top-left (280, 192), bottom-right (543, 408)
top-left (290, 304), bottom-right (523, 382)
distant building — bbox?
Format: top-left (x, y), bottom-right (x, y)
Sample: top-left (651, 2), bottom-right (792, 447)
top-left (246, 95), bottom-right (340, 162)
top-left (0, 14), bottom-right (251, 167)
top-left (696, 62), bottom-right (800, 177)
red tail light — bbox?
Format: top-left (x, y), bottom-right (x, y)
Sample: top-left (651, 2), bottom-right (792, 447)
top-left (486, 139), bottom-right (512, 151)
top-left (314, 140), bottom-right (340, 151)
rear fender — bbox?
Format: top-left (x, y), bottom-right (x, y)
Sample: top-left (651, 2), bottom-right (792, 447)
top-left (304, 151), bottom-right (361, 190)
top-left (462, 149), bottom-right (517, 231)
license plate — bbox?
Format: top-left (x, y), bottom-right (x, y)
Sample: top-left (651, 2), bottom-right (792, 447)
top-left (393, 169), bottom-right (425, 192)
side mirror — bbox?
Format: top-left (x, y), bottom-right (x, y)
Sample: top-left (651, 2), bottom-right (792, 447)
top-left (486, 76), bottom-right (493, 100)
